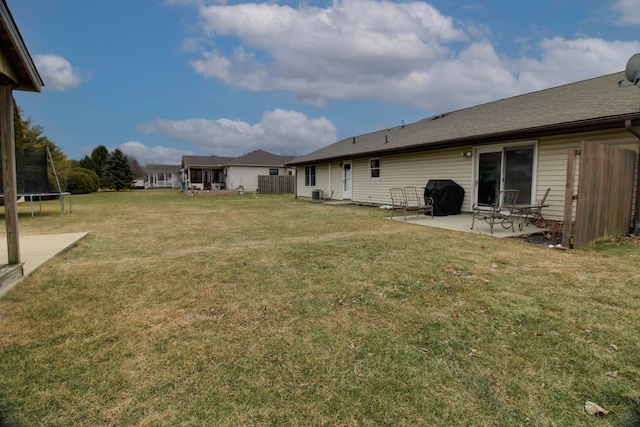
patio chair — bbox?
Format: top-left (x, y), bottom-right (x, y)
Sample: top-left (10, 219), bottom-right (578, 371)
top-left (531, 187), bottom-right (551, 221)
top-left (404, 186), bottom-right (434, 219)
top-left (471, 189), bottom-right (520, 234)
top-left (390, 187), bottom-right (408, 220)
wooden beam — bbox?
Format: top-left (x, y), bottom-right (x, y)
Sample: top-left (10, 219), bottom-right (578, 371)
top-left (1, 83), bottom-right (19, 264)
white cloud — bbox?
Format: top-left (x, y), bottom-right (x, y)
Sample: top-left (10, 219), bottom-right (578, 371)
top-left (178, 0), bottom-right (640, 113)
top-left (118, 141), bottom-right (192, 166)
top-left (136, 109), bottom-right (337, 156)
top-left (514, 38), bottom-right (640, 91)
top-left (33, 54), bottom-right (85, 91)
top-left (613, 0), bottom-right (640, 25)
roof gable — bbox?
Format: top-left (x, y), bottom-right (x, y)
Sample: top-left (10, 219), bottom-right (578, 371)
top-left (289, 72), bottom-right (640, 165)
top-left (0, 0), bottom-right (43, 92)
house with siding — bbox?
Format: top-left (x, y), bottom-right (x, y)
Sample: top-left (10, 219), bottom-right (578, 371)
top-left (182, 150), bottom-right (295, 192)
top-left (287, 71), bottom-right (640, 226)
top-left (145, 164), bottom-right (181, 189)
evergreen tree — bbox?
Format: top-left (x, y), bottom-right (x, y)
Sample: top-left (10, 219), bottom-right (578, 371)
top-left (90, 145), bottom-right (109, 186)
top-left (78, 155), bottom-right (97, 172)
top-left (103, 149), bottom-right (134, 191)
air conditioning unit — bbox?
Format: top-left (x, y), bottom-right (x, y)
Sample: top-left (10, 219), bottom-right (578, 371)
top-left (312, 189), bottom-right (324, 201)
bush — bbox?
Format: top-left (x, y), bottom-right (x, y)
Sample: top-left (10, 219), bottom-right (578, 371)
top-left (66, 168), bottom-right (100, 194)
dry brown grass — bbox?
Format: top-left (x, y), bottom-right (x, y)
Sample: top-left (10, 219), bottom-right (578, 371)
top-left (1, 190), bottom-right (639, 426)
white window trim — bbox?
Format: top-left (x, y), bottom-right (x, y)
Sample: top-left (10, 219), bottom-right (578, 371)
top-left (304, 165), bottom-right (317, 187)
top-left (369, 158), bottom-right (381, 180)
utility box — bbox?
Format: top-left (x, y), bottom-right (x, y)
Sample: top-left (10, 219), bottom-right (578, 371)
top-left (312, 189), bottom-right (324, 201)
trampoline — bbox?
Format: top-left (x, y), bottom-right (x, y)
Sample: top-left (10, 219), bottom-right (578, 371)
top-left (1, 146), bottom-right (71, 217)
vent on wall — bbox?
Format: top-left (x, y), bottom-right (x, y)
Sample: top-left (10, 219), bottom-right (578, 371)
top-left (312, 189), bottom-right (324, 201)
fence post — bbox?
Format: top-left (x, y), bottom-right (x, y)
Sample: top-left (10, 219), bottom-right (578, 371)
top-left (562, 148), bottom-right (579, 248)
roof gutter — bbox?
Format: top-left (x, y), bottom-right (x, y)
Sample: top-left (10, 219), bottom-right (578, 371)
top-left (624, 119), bottom-right (640, 235)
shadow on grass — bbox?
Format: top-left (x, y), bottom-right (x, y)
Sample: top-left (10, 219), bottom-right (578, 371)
top-left (622, 401), bottom-right (640, 427)
top-left (0, 393), bottom-right (17, 427)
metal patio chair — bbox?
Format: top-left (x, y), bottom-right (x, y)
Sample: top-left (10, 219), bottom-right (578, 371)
top-left (404, 186), bottom-right (434, 219)
top-left (471, 189), bottom-right (520, 234)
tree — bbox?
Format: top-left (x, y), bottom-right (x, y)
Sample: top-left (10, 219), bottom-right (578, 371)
top-left (90, 145), bottom-right (109, 186)
top-left (128, 156), bottom-right (146, 177)
top-left (66, 167), bottom-right (99, 194)
top-left (103, 149), bottom-right (134, 191)
top-left (78, 155), bottom-right (97, 172)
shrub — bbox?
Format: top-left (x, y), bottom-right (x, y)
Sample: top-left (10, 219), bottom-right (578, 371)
top-left (66, 167), bottom-right (100, 194)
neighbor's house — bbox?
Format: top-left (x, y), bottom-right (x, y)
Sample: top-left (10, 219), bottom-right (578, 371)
top-left (182, 150), bottom-right (295, 192)
top-left (145, 164), bottom-right (181, 189)
top-left (288, 72), bottom-right (640, 225)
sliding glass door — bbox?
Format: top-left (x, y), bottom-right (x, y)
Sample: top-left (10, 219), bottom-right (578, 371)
top-left (475, 144), bottom-right (536, 205)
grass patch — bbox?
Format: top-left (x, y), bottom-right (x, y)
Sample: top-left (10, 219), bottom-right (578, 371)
top-left (1, 190), bottom-right (639, 425)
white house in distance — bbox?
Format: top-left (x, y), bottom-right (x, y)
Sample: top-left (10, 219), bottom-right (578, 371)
top-left (182, 150), bottom-right (295, 192)
top-left (145, 164), bottom-right (181, 189)
top-left (287, 71), bottom-right (640, 230)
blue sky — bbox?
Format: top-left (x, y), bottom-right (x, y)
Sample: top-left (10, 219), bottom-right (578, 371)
top-left (9, 0), bottom-right (640, 165)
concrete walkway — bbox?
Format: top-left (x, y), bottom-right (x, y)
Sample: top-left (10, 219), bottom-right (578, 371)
top-left (390, 212), bottom-right (547, 238)
top-left (0, 232), bottom-right (88, 297)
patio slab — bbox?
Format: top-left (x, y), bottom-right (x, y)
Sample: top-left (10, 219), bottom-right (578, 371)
top-left (0, 232), bottom-right (88, 297)
top-left (390, 212), bottom-right (548, 238)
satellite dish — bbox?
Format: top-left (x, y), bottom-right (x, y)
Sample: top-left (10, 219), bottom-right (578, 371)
top-left (625, 53), bottom-right (640, 86)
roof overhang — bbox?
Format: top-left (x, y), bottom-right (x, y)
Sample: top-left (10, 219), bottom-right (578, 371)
top-left (0, 0), bottom-right (43, 92)
top-left (287, 114), bottom-right (640, 166)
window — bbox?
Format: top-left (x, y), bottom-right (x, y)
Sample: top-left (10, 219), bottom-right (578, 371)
top-left (269, 168), bottom-right (279, 176)
top-left (190, 168), bottom-right (203, 183)
top-left (369, 158), bottom-right (380, 179)
top-left (305, 166), bottom-right (316, 186)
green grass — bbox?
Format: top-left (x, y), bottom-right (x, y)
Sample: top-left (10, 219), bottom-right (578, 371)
top-left (1, 190), bottom-right (639, 426)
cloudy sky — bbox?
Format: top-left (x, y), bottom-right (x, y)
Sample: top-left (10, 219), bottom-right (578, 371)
top-left (10, 0), bottom-right (640, 165)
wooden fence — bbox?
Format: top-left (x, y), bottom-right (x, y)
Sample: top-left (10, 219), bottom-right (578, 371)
top-left (563, 141), bottom-right (636, 248)
top-left (257, 175), bottom-right (295, 194)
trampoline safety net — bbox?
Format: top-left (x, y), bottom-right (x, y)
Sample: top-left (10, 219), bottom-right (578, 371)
top-left (0, 147), bottom-right (53, 194)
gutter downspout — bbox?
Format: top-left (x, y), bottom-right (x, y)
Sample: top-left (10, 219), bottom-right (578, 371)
top-left (624, 119), bottom-right (640, 235)
top-left (328, 162), bottom-right (332, 201)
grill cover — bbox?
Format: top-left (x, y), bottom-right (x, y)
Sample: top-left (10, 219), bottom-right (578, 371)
top-left (424, 179), bottom-right (464, 216)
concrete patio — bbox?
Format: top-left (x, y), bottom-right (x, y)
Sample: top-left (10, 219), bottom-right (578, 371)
top-left (0, 232), bottom-right (88, 297)
top-left (389, 212), bottom-right (548, 238)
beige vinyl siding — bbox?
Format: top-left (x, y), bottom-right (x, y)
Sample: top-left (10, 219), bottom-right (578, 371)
top-left (537, 129), bottom-right (639, 221)
top-left (330, 162), bottom-right (344, 200)
top-left (351, 146), bottom-right (474, 209)
top-left (296, 129), bottom-right (638, 222)
top-left (296, 164), bottom-right (330, 199)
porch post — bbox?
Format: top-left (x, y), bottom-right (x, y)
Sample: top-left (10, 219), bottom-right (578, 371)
top-left (1, 83), bottom-right (20, 264)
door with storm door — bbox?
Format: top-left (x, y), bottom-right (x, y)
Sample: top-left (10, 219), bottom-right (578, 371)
top-left (343, 162), bottom-right (352, 199)
top-left (474, 145), bottom-right (535, 206)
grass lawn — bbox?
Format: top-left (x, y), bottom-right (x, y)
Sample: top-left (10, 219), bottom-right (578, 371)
top-left (1, 190), bottom-right (639, 426)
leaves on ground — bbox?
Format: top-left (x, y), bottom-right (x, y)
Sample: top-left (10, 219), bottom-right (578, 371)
top-left (585, 401), bottom-right (609, 416)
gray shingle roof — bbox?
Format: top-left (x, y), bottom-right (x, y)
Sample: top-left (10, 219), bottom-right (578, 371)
top-left (146, 164), bottom-right (181, 173)
top-left (182, 150), bottom-right (294, 167)
top-left (288, 72), bottom-right (640, 165)
top-left (182, 155), bottom-right (236, 167)
top-left (228, 150), bottom-right (295, 166)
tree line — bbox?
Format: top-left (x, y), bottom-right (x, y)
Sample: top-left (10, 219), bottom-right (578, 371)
top-left (13, 100), bottom-right (141, 194)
